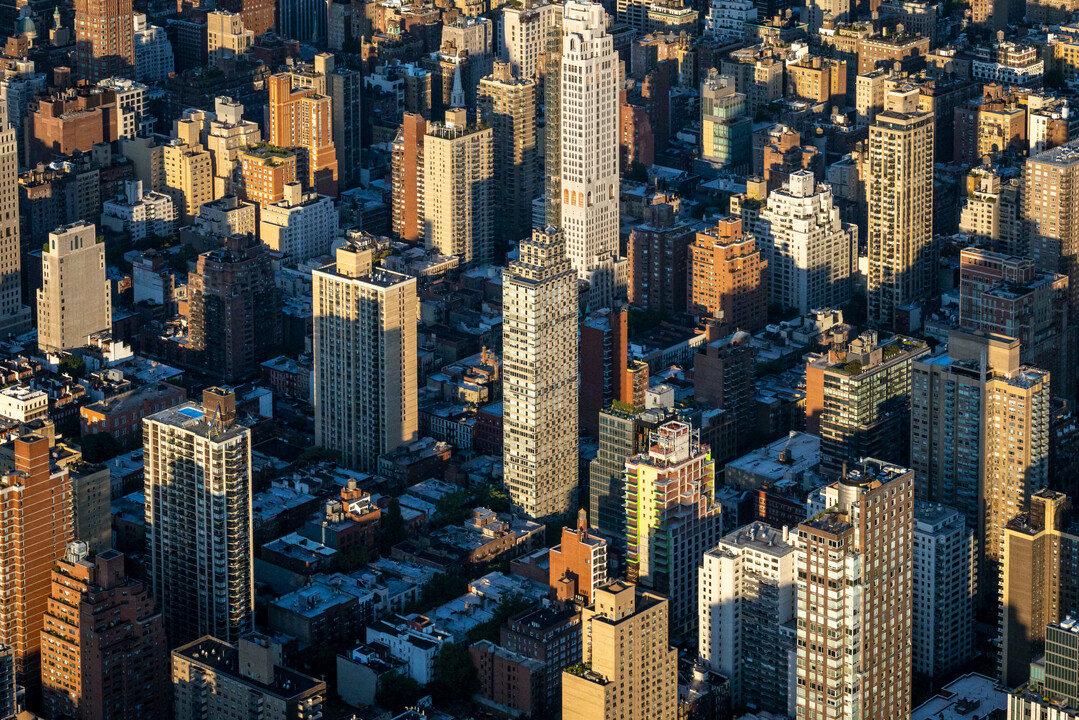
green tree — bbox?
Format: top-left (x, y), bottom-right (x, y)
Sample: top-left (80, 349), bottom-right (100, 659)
top-left (428, 643), bottom-right (480, 708)
top-left (466, 594), bottom-right (535, 644)
top-left (329, 544), bottom-right (375, 573)
top-left (58, 354), bottom-right (86, 378)
top-left (381, 497), bottom-right (408, 555)
top-left (168, 244), bottom-right (200, 274)
top-left (375, 672), bottom-right (425, 713)
top-left (435, 490), bottom-right (471, 526)
top-left (79, 432), bottom-right (122, 463)
top-left (403, 572), bottom-right (468, 614)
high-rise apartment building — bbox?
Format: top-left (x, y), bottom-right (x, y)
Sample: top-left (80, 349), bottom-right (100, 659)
top-left (688, 216), bottom-right (768, 333)
top-left (757, 170), bottom-right (857, 315)
top-left (549, 510), bottom-right (609, 604)
top-left (391, 113), bottom-right (426, 243)
top-left (74, 0), bottom-right (134, 83)
top-left (627, 203), bottom-right (695, 315)
top-left (699, 521), bottom-right (796, 713)
top-left (163, 140), bottom-right (213, 224)
top-left (423, 108), bottom-right (494, 266)
top-left (0, 104), bottom-right (26, 337)
top-left (700, 70), bottom-right (751, 171)
top-left (0, 436), bottom-right (71, 686)
top-left (561, 1), bottom-right (622, 308)
top-left (205, 97), bottom-right (261, 199)
top-left (172, 634), bottom-right (325, 720)
top-left (502, 227), bottom-right (578, 520)
top-left (188, 236), bottom-right (281, 382)
top-left (216, 0), bottom-right (274, 39)
top-left (1007, 618), bottom-right (1079, 717)
top-left (911, 330), bottom-right (1050, 593)
top-left (959, 167), bottom-right (1022, 251)
top-left (207, 11), bottom-right (253, 65)
top-left (260, 183), bottom-right (338, 262)
top-left (796, 459), bottom-right (913, 719)
top-left (1000, 490), bottom-right (1079, 687)
top-left (502, 606), bottom-right (582, 712)
top-left (867, 87), bottom-right (935, 329)
top-left (144, 388), bottom-right (254, 646)
top-left (912, 501), bottom-right (976, 679)
top-left (312, 238), bottom-right (418, 472)
top-left (959, 247), bottom-right (1070, 398)
top-left (625, 421), bottom-right (722, 636)
top-left (806, 330), bottom-right (929, 477)
top-left (1024, 142), bottom-right (1079, 313)
top-left (37, 221), bottom-right (111, 355)
top-left (286, 55), bottom-right (363, 191)
top-left (237, 145), bottom-right (299, 209)
top-left (0, 646), bottom-right (12, 720)
top-left (588, 405), bottom-right (674, 547)
top-left (500, 0), bottom-right (563, 80)
top-left (562, 581), bottom-right (677, 720)
top-left (268, 74), bottom-right (338, 197)
top-left (41, 544), bottom-right (169, 720)
top-left (479, 62), bottom-right (537, 248)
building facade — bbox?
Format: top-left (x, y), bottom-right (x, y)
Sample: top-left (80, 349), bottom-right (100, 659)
top-left (37, 221), bottom-right (111, 355)
top-left (796, 459), bottom-right (913, 719)
top-left (313, 239), bottom-right (418, 472)
top-left (502, 227), bottom-right (579, 520)
top-left (144, 388), bottom-right (254, 646)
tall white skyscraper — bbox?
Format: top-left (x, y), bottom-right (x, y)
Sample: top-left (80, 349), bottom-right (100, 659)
top-left (867, 87), bottom-right (935, 329)
top-left (0, 103), bottom-right (27, 336)
top-left (502, 227), bottom-right (579, 520)
top-left (757, 170), bottom-right (857, 315)
top-left (699, 521), bottom-right (796, 713)
top-left (312, 237), bottom-right (418, 472)
top-left (560, 1), bottom-right (622, 309)
top-left (144, 388), bottom-right (254, 646)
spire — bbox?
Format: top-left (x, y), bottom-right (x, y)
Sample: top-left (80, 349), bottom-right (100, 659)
top-left (450, 63), bottom-right (465, 108)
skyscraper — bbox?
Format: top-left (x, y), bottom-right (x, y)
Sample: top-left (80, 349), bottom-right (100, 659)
top-left (757, 170), bottom-right (857, 315)
top-left (41, 544), bottom-right (169, 720)
top-left (796, 459), bottom-right (913, 719)
top-left (37, 221), bottom-right (111, 355)
top-left (0, 436), bottom-right (71, 687)
top-left (561, 1), bottom-right (622, 308)
top-left (588, 405), bottom-right (674, 547)
top-left (312, 237), bottom-right (418, 472)
top-left (911, 330), bottom-right (1050, 594)
top-left (144, 388), bottom-right (254, 646)
top-left (1024, 142), bottom-right (1079, 314)
top-left (561, 581), bottom-right (677, 720)
top-left (1008, 618), bottom-right (1079, 717)
top-left (0, 103), bottom-right (27, 337)
top-left (549, 510), bottom-right (609, 604)
top-left (1000, 490), bottom-right (1079, 687)
top-left (206, 11), bottom-right (254, 65)
top-left (188, 236), bottom-right (282, 382)
top-left (74, 0), bottom-right (135, 83)
top-left (805, 330), bottom-right (929, 477)
top-left (625, 421), bottom-right (722, 636)
top-left (688, 216), bottom-right (768, 333)
top-left (699, 521), bottom-right (796, 713)
top-left (391, 114), bottom-right (426, 243)
top-left (478, 62), bottom-right (537, 249)
top-left (700, 70), bottom-right (751, 172)
top-left (500, 0), bottom-right (563, 81)
top-left (162, 140), bottom-right (213, 225)
top-left (502, 227), bottom-right (578, 520)
top-left (867, 87), bottom-right (935, 329)
top-left (911, 501), bottom-right (976, 679)
top-left (423, 108), bottom-right (494, 266)
top-left (268, 74), bottom-right (339, 197)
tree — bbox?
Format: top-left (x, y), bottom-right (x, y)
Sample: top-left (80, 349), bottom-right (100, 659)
top-left (475, 484), bottom-right (511, 514)
top-left (58, 354), bottom-right (85, 378)
top-left (428, 643), bottom-right (480, 708)
top-left (375, 672), bottom-right (425, 713)
top-left (329, 544), bottom-right (375, 573)
top-left (403, 572), bottom-right (468, 614)
top-left (466, 594), bottom-right (535, 644)
top-left (435, 490), bottom-right (471, 526)
top-left (80, 432), bottom-right (122, 463)
top-left (381, 497), bottom-right (408, 555)
top-left (168, 244), bottom-right (200, 274)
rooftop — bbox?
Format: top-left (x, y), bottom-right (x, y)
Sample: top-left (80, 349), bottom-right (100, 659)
top-left (173, 635), bottom-right (324, 700)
